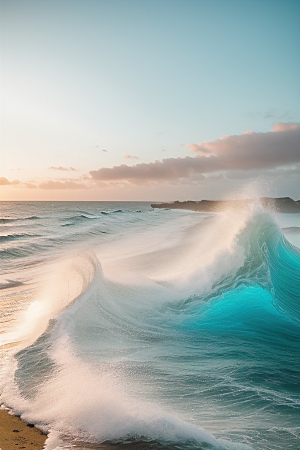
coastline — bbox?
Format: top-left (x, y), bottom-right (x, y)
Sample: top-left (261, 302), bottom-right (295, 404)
top-left (151, 197), bottom-right (300, 214)
top-left (0, 409), bottom-right (47, 450)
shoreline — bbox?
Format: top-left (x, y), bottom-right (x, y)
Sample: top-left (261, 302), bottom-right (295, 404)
top-left (0, 408), bottom-right (47, 450)
top-left (151, 197), bottom-right (300, 214)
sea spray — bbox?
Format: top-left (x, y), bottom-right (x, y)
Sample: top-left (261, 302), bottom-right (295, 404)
top-left (0, 253), bottom-right (98, 350)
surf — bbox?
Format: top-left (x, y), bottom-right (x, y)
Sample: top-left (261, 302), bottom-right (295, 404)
top-left (0, 202), bottom-right (299, 450)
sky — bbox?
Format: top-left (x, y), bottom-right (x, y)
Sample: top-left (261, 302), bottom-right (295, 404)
top-left (1, 0), bottom-right (300, 201)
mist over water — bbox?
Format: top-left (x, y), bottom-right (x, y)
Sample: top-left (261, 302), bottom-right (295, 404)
top-left (0, 201), bottom-right (299, 450)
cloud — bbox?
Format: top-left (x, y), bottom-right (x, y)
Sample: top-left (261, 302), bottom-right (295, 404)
top-left (246, 110), bottom-right (295, 121)
top-left (186, 123), bottom-right (300, 170)
top-left (39, 180), bottom-right (88, 190)
top-left (272, 122), bottom-right (299, 132)
top-left (90, 123), bottom-right (300, 186)
top-left (0, 177), bottom-right (12, 185)
top-left (123, 154), bottom-right (139, 159)
top-left (48, 166), bottom-right (77, 171)
top-left (90, 156), bottom-right (222, 185)
top-left (0, 177), bottom-right (20, 185)
top-left (24, 182), bottom-right (38, 189)
top-left (186, 143), bottom-right (213, 157)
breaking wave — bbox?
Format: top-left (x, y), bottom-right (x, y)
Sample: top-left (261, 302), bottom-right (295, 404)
top-left (1, 204), bottom-right (299, 450)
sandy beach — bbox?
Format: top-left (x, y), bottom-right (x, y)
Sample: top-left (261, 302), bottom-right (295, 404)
top-left (0, 409), bottom-right (46, 450)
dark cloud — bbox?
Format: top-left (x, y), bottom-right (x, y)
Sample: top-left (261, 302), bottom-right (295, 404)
top-left (90, 123), bottom-right (300, 186)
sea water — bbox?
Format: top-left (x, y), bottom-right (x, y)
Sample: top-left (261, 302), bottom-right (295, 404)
top-left (0, 201), bottom-right (299, 450)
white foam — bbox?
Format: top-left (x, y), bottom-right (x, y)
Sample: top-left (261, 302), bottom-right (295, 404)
top-left (11, 335), bottom-right (250, 450)
top-left (100, 207), bottom-right (254, 297)
top-left (0, 253), bottom-right (98, 351)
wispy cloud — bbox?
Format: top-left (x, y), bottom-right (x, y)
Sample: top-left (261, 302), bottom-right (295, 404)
top-left (25, 182), bottom-right (38, 189)
top-left (90, 123), bottom-right (300, 186)
top-left (48, 166), bottom-right (78, 171)
top-left (246, 110), bottom-right (296, 121)
top-left (1, 175), bottom-right (88, 191)
top-left (123, 154), bottom-right (139, 159)
top-left (39, 180), bottom-right (88, 190)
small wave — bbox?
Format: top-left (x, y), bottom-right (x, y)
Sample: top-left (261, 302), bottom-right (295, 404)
top-left (0, 241), bottom-right (50, 259)
top-left (87, 230), bottom-right (108, 235)
top-left (0, 218), bottom-right (16, 224)
top-left (68, 214), bottom-right (99, 221)
top-left (61, 223), bottom-right (74, 227)
top-left (0, 216), bottom-right (41, 224)
top-left (0, 247), bottom-right (32, 259)
top-left (0, 234), bottom-right (41, 243)
top-left (24, 215), bottom-right (41, 221)
top-left (77, 210), bottom-right (93, 215)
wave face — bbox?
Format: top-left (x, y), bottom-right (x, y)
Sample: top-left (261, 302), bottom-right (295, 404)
top-left (0, 201), bottom-right (300, 450)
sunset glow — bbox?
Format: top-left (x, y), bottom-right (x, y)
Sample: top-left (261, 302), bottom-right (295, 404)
top-left (1, 0), bottom-right (299, 201)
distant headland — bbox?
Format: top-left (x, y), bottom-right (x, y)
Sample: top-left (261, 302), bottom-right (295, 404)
top-left (151, 197), bottom-right (300, 214)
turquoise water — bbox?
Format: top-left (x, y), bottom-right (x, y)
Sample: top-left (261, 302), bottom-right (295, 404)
top-left (0, 202), bottom-right (299, 450)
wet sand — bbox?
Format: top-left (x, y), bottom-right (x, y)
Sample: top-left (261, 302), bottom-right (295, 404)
top-left (0, 409), bottom-right (47, 450)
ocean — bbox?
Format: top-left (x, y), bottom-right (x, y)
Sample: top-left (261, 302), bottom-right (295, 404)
top-left (0, 201), bottom-right (299, 450)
